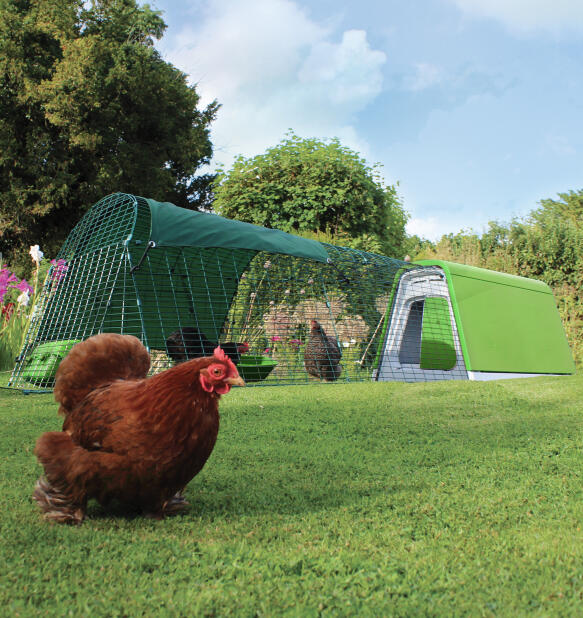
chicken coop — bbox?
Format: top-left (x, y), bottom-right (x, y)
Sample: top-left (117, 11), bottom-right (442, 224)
top-left (374, 260), bottom-right (575, 381)
top-left (9, 193), bottom-right (575, 392)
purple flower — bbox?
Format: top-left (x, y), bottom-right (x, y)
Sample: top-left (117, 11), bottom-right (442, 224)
top-left (0, 267), bottom-right (31, 303)
top-left (50, 259), bottom-right (68, 282)
top-left (0, 267), bottom-right (18, 299)
top-left (16, 279), bottom-right (33, 294)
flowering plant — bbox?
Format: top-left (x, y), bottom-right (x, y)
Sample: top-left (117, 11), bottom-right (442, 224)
top-left (50, 259), bottom-right (68, 282)
top-left (0, 267), bottom-right (33, 306)
top-left (0, 263), bottom-right (34, 372)
top-left (1, 246), bottom-right (67, 373)
top-left (263, 334), bottom-right (304, 373)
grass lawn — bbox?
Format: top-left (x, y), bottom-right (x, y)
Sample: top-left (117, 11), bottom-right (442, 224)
top-left (1, 374), bottom-right (583, 616)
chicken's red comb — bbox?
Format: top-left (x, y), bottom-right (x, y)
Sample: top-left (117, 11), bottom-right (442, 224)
top-left (213, 346), bottom-right (227, 361)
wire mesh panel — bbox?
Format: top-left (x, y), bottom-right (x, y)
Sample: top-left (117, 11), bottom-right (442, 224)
top-left (115, 243), bottom-right (410, 386)
top-left (205, 246), bottom-right (407, 385)
top-left (9, 193), bottom-right (473, 391)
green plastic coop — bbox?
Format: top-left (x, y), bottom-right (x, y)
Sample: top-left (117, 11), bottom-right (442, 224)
top-left (9, 193), bottom-right (575, 391)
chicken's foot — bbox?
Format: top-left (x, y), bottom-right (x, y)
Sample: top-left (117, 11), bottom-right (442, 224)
top-left (163, 492), bottom-right (190, 515)
top-left (144, 492), bottom-right (190, 519)
top-left (32, 477), bottom-right (85, 525)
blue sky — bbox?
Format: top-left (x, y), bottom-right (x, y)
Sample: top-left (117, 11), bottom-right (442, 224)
top-left (152, 0), bottom-right (583, 240)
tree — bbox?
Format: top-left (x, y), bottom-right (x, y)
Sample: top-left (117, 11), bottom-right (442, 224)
top-left (531, 190), bottom-right (583, 229)
top-left (0, 0), bottom-right (218, 270)
top-left (213, 133), bottom-right (408, 257)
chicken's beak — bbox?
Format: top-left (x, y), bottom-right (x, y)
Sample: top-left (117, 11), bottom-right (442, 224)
top-left (226, 375), bottom-right (246, 387)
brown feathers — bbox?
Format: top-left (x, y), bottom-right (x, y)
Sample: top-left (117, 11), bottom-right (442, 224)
top-left (33, 333), bottom-right (244, 524)
top-left (304, 319), bottom-right (342, 381)
top-left (53, 333), bottom-right (150, 414)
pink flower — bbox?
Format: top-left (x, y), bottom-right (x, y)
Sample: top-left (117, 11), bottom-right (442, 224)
top-left (0, 267), bottom-right (32, 303)
top-left (13, 279), bottom-right (33, 297)
top-left (271, 335), bottom-right (283, 342)
top-left (264, 348), bottom-right (271, 354)
top-left (50, 259), bottom-right (68, 282)
top-left (289, 339), bottom-right (303, 348)
top-left (0, 267), bottom-right (18, 302)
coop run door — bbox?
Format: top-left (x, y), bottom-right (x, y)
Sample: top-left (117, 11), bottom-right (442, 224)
top-left (376, 267), bottom-right (468, 382)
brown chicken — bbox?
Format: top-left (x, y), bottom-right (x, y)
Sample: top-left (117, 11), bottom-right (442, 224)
top-left (33, 333), bottom-right (244, 524)
top-left (304, 319), bottom-right (343, 381)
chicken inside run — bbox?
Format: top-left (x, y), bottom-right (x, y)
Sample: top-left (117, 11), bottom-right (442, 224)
top-left (147, 250), bottom-right (388, 386)
top-left (194, 254), bottom-right (378, 384)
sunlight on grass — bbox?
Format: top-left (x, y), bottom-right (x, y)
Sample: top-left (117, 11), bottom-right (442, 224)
top-left (1, 375), bottom-right (582, 615)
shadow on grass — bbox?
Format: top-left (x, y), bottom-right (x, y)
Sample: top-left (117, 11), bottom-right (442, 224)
top-left (82, 469), bottom-right (421, 524)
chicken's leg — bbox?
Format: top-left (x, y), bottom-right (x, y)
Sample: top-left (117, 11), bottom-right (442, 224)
top-left (32, 476), bottom-right (86, 524)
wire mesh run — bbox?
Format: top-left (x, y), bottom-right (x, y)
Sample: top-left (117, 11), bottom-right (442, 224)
top-left (9, 194), bottom-right (468, 391)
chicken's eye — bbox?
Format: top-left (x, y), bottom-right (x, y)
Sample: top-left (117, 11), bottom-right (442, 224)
top-left (212, 367), bottom-right (223, 377)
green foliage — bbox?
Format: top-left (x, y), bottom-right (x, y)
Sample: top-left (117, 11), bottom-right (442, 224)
top-left (0, 0), bottom-right (218, 269)
top-left (414, 189), bottom-right (583, 367)
top-left (2, 375), bottom-right (583, 614)
top-left (0, 252), bottom-right (52, 372)
top-left (213, 132), bottom-right (409, 258)
top-left (532, 190), bottom-right (583, 228)
top-left (0, 304), bottom-right (29, 373)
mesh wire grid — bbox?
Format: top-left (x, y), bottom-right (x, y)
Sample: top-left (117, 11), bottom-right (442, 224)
top-left (9, 195), bottom-right (465, 390)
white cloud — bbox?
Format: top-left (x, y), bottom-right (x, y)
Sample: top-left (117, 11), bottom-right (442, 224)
top-left (406, 216), bottom-right (457, 241)
top-left (159, 0), bottom-right (386, 167)
top-left (450, 0), bottom-right (583, 34)
top-left (404, 63), bottom-right (444, 92)
top-left (298, 30), bottom-right (386, 107)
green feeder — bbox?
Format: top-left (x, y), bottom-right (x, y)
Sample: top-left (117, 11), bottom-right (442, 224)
top-left (237, 355), bottom-right (278, 383)
top-left (20, 340), bottom-right (80, 386)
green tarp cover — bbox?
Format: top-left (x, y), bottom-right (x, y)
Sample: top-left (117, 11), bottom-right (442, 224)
top-left (147, 199), bottom-right (329, 263)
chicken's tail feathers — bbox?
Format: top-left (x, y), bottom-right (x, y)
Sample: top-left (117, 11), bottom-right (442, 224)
top-left (34, 431), bottom-right (96, 485)
top-left (34, 432), bottom-right (87, 505)
top-left (54, 333), bottom-right (150, 413)
top-left (34, 431), bottom-right (130, 502)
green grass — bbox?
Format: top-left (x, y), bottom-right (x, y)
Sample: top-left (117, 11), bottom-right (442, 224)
top-left (1, 375), bottom-right (583, 616)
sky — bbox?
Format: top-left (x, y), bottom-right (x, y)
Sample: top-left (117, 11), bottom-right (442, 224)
top-left (151, 0), bottom-right (583, 240)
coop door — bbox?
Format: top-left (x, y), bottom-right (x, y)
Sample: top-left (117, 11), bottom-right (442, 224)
top-left (419, 297), bottom-right (456, 370)
top-left (398, 297), bottom-right (456, 370)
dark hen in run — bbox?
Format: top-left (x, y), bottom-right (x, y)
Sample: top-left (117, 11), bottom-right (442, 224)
top-left (304, 319), bottom-right (342, 381)
top-left (166, 327), bottom-right (248, 365)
